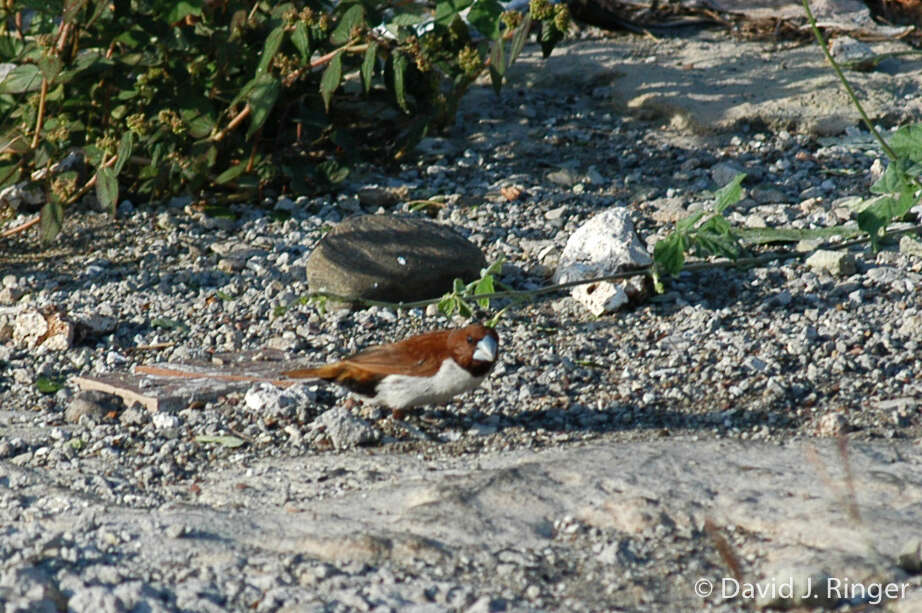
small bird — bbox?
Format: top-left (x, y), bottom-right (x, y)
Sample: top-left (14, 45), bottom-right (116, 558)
top-left (282, 323), bottom-right (499, 414)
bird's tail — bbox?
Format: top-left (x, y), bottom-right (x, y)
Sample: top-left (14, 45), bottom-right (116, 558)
top-left (281, 363), bottom-right (343, 380)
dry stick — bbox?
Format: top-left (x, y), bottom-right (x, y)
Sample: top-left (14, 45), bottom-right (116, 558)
top-left (30, 78), bottom-right (48, 150)
top-left (0, 215), bottom-right (40, 238)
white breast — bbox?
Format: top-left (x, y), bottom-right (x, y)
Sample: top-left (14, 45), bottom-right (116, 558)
top-left (374, 358), bottom-right (484, 410)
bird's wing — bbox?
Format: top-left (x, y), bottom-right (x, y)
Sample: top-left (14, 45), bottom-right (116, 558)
top-left (341, 338), bottom-right (446, 377)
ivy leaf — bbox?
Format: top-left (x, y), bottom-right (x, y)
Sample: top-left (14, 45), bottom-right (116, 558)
top-left (320, 51), bottom-right (342, 113)
top-left (96, 166), bottom-right (118, 216)
top-left (258, 26), bottom-right (286, 74)
top-left (40, 201), bottom-right (64, 243)
top-left (361, 42), bottom-right (377, 94)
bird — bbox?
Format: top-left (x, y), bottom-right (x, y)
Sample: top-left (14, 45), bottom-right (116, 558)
top-left (282, 323), bottom-right (499, 415)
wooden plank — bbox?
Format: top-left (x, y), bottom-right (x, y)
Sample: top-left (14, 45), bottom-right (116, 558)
top-left (72, 350), bottom-right (319, 412)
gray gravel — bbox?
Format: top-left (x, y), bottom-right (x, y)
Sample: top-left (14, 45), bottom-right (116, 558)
top-left (3, 27), bottom-right (922, 612)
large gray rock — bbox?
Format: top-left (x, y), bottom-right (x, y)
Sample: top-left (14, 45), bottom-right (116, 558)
top-left (306, 215), bottom-right (486, 302)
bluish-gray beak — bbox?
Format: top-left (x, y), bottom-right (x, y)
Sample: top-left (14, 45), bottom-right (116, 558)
top-left (473, 335), bottom-right (497, 362)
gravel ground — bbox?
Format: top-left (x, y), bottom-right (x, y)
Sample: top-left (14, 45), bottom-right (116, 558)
top-left (3, 27), bottom-right (922, 612)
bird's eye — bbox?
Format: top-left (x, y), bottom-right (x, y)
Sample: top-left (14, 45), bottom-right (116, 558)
top-left (467, 335), bottom-right (473, 344)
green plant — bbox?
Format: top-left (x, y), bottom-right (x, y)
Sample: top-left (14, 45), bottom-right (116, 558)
top-left (437, 258), bottom-right (502, 317)
top-left (0, 0), bottom-right (569, 242)
top-left (652, 172), bottom-right (746, 290)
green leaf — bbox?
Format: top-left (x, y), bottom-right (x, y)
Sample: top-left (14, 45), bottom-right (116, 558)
top-left (539, 21), bottom-right (564, 58)
top-left (653, 231), bottom-right (686, 276)
top-left (435, 0), bottom-right (474, 24)
top-left (0, 64), bottom-right (42, 94)
top-left (453, 278), bottom-right (465, 294)
top-left (195, 435), bottom-right (245, 448)
top-left (889, 124), bottom-right (922, 163)
top-left (317, 159), bottom-right (349, 184)
top-left (714, 172), bottom-right (746, 213)
top-left (870, 161), bottom-right (908, 194)
top-left (474, 275), bottom-right (494, 308)
top-left (320, 51), bottom-right (342, 113)
top-left (331, 4), bottom-right (365, 46)
top-left (40, 201), bottom-right (63, 243)
top-left (675, 210), bottom-right (706, 234)
top-left (36, 376), bottom-right (64, 394)
top-left (37, 56), bottom-right (62, 82)
top-left (96, 166), bottom-right (118, 216)
top-left (488, 39), bottom-right (504, 95)
top-left (509, 14), bottom-right (532, 65)
top-left (258, 26), bottom-right (286, 74)
top-left (114, 132), bottom-right (133, 175)
top-left (215, 163), bottom-right (247, 184)
top-left (167, 0), bottom-right (203, 24)
top-left (468, 0), bottom-right (504, 39)
top-left (858, 191), bottom-right (916, 249)
top-left (393, 52), bottom-right (409, 113)
top-left (291, 22), bottom-right (311, 62)
top-left (246, 75), bottom-right (281, 138)
top-left (361, 42), bottom-right (377, 94)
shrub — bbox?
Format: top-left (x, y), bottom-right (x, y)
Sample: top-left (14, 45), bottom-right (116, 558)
top-left (0, 0), bottom-right (569, 240)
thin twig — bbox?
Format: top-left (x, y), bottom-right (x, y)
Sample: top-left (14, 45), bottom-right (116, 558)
top-left (0, 215), bottom-right (40, 238)
top-left (31, 78), bottom-right (48, 150)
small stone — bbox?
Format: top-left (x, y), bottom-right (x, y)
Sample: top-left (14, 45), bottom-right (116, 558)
top-left (804, 250), bottom-right (856, 276)
top-left (756, 567), bottom-right (836, 609)
top-left (816, 412), bottom-right (848, 437)
top-left (899, 236), bottom-right (922, 258)
top-left (0, 286), bottom-right (22, 304)
top-left (311, 407), bottom-right (378, 450)
top-left (152, 413), bottom-right (181, 429)
top-left (898, 538), bottom-right (922, 572)
top-left (547, 168), bottom-right (579, 186)
top-left (119, 404), bottom-right (149, 426)
top-left (306, 215), bottom-right (485, 302)
top-left (66, 391), bottom-right (112, 423)
top-left (710, 161), bottom-right (745, 187)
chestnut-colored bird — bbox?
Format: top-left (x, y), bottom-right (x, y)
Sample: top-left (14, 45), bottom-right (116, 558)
top-left (282, 323), bottom-right (500, 412)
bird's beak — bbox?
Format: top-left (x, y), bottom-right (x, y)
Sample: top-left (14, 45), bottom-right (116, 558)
top-left (473, 335), bottom-right (497, 362)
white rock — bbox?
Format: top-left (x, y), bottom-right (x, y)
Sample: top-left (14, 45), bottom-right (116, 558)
top-left (12, 309), bottom-right (47, 348)
top-left (571, 281), bottom-right (628, 317)
top-left (312, 407), bottom-right (378, 450)
top-left (804, 250), bottom-right (856, 276)
top-left (554, 208), bottom-right (652, 315)
top-left (152, 413), bottom-right (181, 430)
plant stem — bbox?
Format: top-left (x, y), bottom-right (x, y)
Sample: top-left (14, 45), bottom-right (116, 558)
top-left (801, 0), bottom-right (899, 162)
top-left (298, 223), bottom-right (922, 312)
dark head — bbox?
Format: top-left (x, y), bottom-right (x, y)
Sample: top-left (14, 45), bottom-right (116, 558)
top-left (449, 323), bottom-right (499, 378)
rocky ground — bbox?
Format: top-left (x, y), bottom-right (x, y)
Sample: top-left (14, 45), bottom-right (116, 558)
top-left (3, 26), bottom-right (922, 613)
